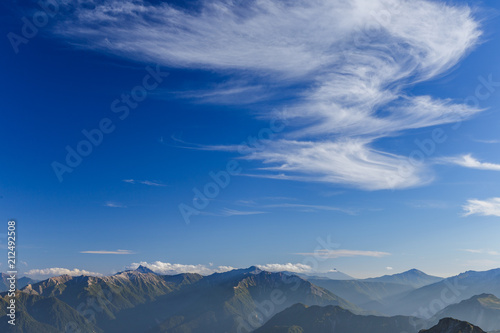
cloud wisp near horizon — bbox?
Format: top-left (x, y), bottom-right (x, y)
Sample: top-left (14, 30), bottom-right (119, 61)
top-left (295, 249), bottom-right (391, 259)
top-left (48, 0), bottom-right (484, 191)
top-left (80, 249), bottom-right (136, 255)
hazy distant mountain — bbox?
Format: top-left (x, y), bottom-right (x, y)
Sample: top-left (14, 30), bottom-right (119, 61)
top-left (362, 269), bottom-right (443, 288)
top-left (430, 294), bottom-right (500, 332)
top-left (0, 273), bottom-right (38, 292)
top-left (419, 318), bottom-right (486, 333)
top-left (387, 268), bottom-right (500, 317)
top-left (0, 266), bottom-right (360, 333)
top-left (310, 278), bottom-right (414, 310)
top-left (288, 270), bottom-right (354, 280)
top-left (254, 303), bottom-right (423, 333)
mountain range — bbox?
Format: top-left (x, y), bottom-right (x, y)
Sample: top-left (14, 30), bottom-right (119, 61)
top-left (1, 266), bottom-right (361, 333)
top-left (1, 267), bottom-right (499, 332)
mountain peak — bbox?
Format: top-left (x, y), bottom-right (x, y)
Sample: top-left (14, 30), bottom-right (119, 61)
top-left (471, 293), bottom-right (498, 300)
top-left (406, 268), bottom-right (424, 274)
top-left (135, 265), bottom-right (156, 274)
top-left (244, 266), bottom-right (262, 274)
top-left (419, 318), bottom-right (486, 333)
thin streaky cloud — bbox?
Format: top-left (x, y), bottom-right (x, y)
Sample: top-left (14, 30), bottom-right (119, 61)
top-left (201, 208), bottom-right (267, 217)
top-left (220, 208), bottom-right (267, 216)
top-left (472, 138), bottom-right (500, 144)
top-left (104, 201), bottom-right (127, 208)
top-left (463, 197), bottom-right (500, 217)
top-left (122, 179), bottom-right (166, 186)
top-left (264, 203), bottom-right (354, 215)
top-left (170, 83), bottom-right (272, 105)
top-left (295, 249), bottom-right (391, 258)
top-left (52, 0), bottom-right (482, 190)
top-left (80, 249), bottom-right (135, 255)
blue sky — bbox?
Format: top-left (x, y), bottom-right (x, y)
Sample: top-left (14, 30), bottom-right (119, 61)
top-left (1, 0), bottom-right (500, 279)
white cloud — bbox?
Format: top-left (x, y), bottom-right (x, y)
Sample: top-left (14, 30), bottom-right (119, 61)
top-left (104, 201), bottom-right (126, 208)
top-left (25, 268), bottom-right (102, 277)
top-left (440, 154), bottom-right (500, 171)
top-left (256, 263), bottom-right (313, 273)
top-left (296, 249), bottom-right (391, 258)
top-left (80, 249), bottom-right (135, 254)
top-left (126, 261), bottom-right (234, 275)
top-left (463, 198), bottom-right (500, 217)
top-left (52, 0), bottom-right (482, 190)
top-left (219, 208), bottom-right (267, 216)
top-left (123, 179), bottom-right (166, 186)
top-left (473, 139), bottom-right (500, 144)
top-left (386, 266), bottom-right (394, 270)
top-left (264, 202), bottom-right (353, 214)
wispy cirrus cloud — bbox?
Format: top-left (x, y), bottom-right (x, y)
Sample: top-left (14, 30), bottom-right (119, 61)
top-left (295, 249), bottom-right (391, 258)
top-left (219, 208), bottom-right (267, 216)
top-left (80, 249), bottom-right (135, 254)
top-left (51, 0), bottom-right (482, 190)
top-left (473, 139), bottom-right (500, 144)
top-left (201, 208), bottom-right (267, 217)
top-left (123, 179), bottom-right (166, 186)
top-left (463, 198), bottom-right (500, 217)
top-left (171, 81), bottom-right (272, 105)
top-left (440, 154), bottom-right (500, 171)
top-left (263, 202), bottom-right (354, 214)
